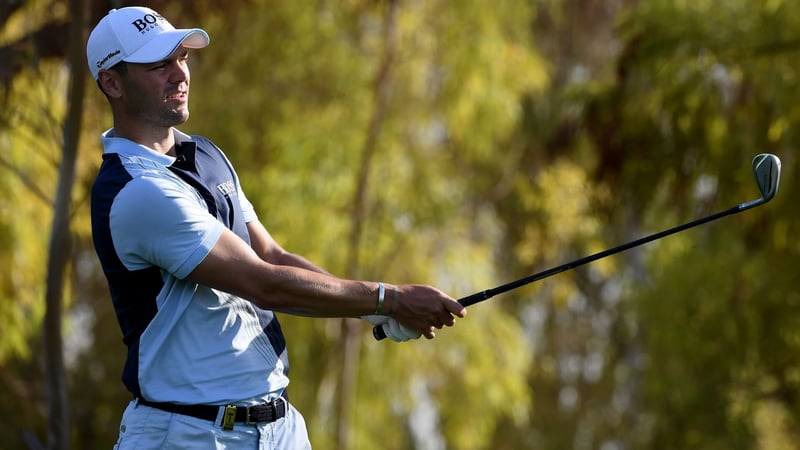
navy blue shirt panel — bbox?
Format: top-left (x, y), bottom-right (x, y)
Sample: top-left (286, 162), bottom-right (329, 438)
top-left (91, 153), bottom-right (162, 397)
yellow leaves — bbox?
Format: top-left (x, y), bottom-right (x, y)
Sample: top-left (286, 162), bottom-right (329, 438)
top-left (730, 387), bottom-right (799, 450)
top-left (767, 117), bottom-right (789, 143)
top-left (515, 159), bottom-right (600, 268)
top-left (707, 115), bottom-right (728, 155)
top-left (0, 62), bottom-right (72, 362)
top-left (753, 399), bottom-right (798, 450)
top-left (397, 0), bottom-right (548, 163)
top-left (771, 219), bottom-right (790, 252)
top-left (765, 0), bottom-right (788, 14)
top-left (435, 302), bottom-right (533, 449)
top-left (446, 39), bottom-right (548, 160)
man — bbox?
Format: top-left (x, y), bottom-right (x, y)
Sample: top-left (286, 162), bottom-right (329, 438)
top-left (87, 6), bottom-right (466, 449)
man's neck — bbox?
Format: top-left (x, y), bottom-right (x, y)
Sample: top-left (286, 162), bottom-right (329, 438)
top-left (112, 123), bottom-right (177, 156)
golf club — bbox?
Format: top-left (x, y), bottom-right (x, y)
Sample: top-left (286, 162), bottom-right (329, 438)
top-left (374, 153), bottom-right (781, 341)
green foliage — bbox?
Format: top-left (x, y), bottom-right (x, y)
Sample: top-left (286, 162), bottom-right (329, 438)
top-left (0, 64), bottom-right (65, 362)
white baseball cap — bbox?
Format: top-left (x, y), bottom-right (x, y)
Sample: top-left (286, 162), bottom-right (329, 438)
top-left (86, 6), bottom-right (210, 79)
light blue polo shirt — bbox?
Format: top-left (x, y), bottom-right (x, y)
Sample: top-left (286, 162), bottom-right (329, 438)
top-left (91, 129), bottom-right (290, 406)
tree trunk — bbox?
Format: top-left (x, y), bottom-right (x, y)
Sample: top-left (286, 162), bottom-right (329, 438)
top-left (42, 0), bottom-right (86, 448)
top-left (336, 2), bottom-right (399, 450)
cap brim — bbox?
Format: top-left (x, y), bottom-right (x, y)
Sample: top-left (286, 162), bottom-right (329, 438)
top-left (123, 29), bottom-right (209, 64)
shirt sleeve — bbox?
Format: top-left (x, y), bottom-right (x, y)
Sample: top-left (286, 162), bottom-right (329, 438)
top-left (110, 173), bottom-right (225, 280)
top-left (238, 188), bottom-right (258, 223)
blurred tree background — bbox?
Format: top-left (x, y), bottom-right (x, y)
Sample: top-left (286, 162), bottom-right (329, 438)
top-left (1, 0), bottom-right (798, 449)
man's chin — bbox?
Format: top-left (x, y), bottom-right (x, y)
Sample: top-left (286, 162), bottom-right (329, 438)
top-left (165, 110), bottom-right (190, 126)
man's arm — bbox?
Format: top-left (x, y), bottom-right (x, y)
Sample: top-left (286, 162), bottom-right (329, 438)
top-left (187, 227), bottom-right (465, 339)
top-left (246, 220), bottom-right (330, 275)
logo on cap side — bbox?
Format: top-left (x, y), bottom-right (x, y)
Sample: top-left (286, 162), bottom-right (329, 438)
top-left (96, 50), bottom-right (121, 70)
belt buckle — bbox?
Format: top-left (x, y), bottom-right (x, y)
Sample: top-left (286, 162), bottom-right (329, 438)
top-left (245, 404), bottom-right (257, 425)
top-left (222, 405), bottom-right (237, 431)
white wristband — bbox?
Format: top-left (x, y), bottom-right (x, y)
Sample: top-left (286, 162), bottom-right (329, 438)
top-left (375, 282), bottom-right (385, 315)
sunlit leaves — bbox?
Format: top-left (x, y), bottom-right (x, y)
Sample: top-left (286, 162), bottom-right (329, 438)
top-left (514, 159), bottom-right (601, 266)
top-left (0, 62), bottom-right (70, 362)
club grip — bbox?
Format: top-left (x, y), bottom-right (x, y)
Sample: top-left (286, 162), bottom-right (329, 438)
top-left (372, 294), bottom-right (484, 341)
top-left (373, 325), bottom-right (388, 341)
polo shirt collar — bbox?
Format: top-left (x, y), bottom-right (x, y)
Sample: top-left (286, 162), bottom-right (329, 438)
top-left (100, 128), bottom-right (196, 166)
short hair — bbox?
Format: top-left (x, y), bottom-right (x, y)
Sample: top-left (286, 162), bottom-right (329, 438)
top-left (108, 61), bottom-right (128, 77)
top-left (96, 61), bottom-right (128, 96)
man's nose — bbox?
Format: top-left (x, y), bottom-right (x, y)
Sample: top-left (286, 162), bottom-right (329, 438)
top-left (169, 62), bottom-right (189, 83)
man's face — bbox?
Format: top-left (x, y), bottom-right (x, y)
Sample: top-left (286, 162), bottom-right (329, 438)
top-left (118, 48), bottom-right (192, 128)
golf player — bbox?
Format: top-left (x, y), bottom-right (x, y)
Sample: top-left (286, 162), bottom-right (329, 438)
top-left (87, 6), bottom-right (466, 448)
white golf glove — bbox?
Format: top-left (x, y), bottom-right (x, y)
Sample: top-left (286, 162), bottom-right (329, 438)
top-left (362, 315), bottom-right (421, 342)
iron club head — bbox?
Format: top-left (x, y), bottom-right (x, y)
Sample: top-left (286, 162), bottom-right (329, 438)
top-left (752, 153), bottom-right (781, 203)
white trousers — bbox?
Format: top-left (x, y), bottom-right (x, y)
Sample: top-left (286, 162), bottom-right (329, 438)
top-left (113, 399), bottom-right (312, 449)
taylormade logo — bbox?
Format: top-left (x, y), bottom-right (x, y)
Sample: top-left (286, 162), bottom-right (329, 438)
top-left (96, 50), bottom-right (121, 70)
top-left (131, 12), bottom-right (166, 34)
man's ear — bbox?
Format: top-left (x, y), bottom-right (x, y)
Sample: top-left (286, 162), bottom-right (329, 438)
top-left (97, 70), bottom-right (123, 98)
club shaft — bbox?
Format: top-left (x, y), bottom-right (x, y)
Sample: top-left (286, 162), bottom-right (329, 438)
top-left (374, 199), bottom-right (761, 341)
top-left (459, 201), bottom-right (756, 306)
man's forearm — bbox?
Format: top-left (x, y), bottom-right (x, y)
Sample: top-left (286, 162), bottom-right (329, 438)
top-left (276, 251), bottom-right (331, 276)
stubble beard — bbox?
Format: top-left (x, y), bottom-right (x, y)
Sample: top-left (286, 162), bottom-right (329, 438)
top-left (125, 78), bottom-right (190, 128)
top-left (133, 97), bottom-right (189, 128)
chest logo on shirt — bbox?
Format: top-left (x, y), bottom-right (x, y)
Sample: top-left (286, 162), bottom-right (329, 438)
top-left (216, 180), bottom-right (236, 197)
